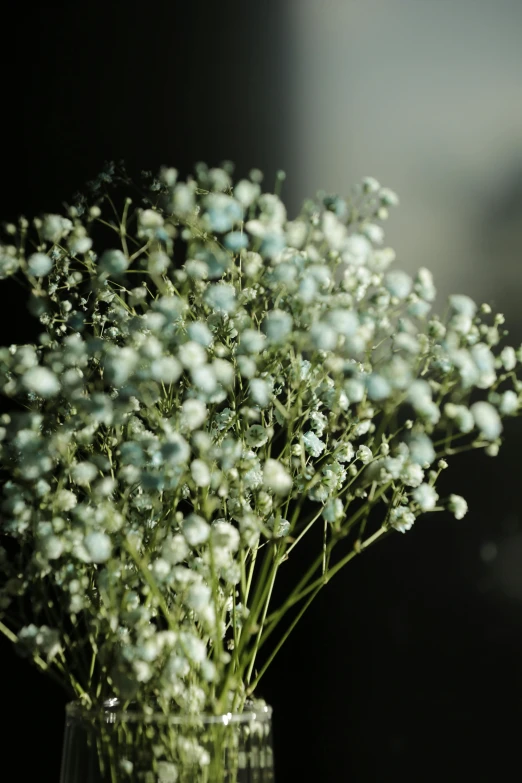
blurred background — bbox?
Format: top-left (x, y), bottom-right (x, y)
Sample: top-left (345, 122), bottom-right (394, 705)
top-left (1, 2), bottom-right (522, 780)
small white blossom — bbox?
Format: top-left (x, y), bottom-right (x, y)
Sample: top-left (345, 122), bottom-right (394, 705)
top-left (181, 399), bottom-right (207, 430)
top-left (302, 431), bottom-right (326, 458)
top-left (412, 483), bottom-right (439, 512)
top-left (500, 390), bottom-right (518, 416)
top-left (190, 459), bottom-right (211, 487)
top-left (182, 514), bottom-right (210, 546)
top-left (263, 459), bottom-right (292, 495)
top-left (84, 532), bottom-right (112, 563)
top-left (22, 366), bottom-right (60, 398)
top-left (389, 506), bottom-right (416, 533)
top-left (448, 494), bottom-right (468, 520)
top-left (71, 461), bottom-right (98, 486)
top-left (27, 253), bottom-right (53, 277)
top-left (500, 346), bottom-right (517, 372)
top-left (356, 446), bottom-right (373, 464)
top-left (471, 401), bottom-right (502, 441)
top-left (322, 498), bottom-right (344, 524)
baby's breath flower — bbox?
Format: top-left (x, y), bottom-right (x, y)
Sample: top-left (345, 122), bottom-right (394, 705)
top-left (27, 253), bottom-right (53, 277)
top-left (389, 506), bottom-right (415, 533)
top-left (448, 494), bottom-right (468, 520)
top-left (22, 366), bottom-right (60, 398)
top-left (262, 310), bottom-right (293, 344)
top-left (412, 483), bottom-right (439, 512)
top-left (500, 345), bottom-right (517, 371)
top-left (84, 532), bottom-right (112, 563)
top-left (356, 445), bottom-right (373, 464)
top-left (182, 514), bottom-right (210, 547)
top-left (470, 401), bottom-right (502, 441)
top-left (302, 431), bottom-right (326, 458)
top-left (263, 459), bottom-right (292, 495)
top-left (71, 461), bottom-right (98, 486)
top-left (190, 459), bottom-right (211, 487)
top-left (181, 399), bottom-right (208, 430)
top-left (1, 160), bottom-right (521, 741)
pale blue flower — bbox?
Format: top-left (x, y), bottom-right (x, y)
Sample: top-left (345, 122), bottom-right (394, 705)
top-left (99, 249), bottom-right (129, 276)
top-left (161, 533), bottom-right (189, 565)
top-left (297, 276), bottom-right (317, 304)
top-left (103, 347), bottom-right (138, 385)
top-left (326, 309), bottom-right (359, 337)
top-left (224, 231), bottom-right (248, 252)
top-left (407, 298), bottom-right (432, 318)
top-left (204, 283), bottom-right (237, 313)
top-left (204, 193), bottom-right (243, 233)
top-left (310, 323), bottom-right (337, 351)
top-left (160, 434), bottom-right (190, 465)
top-left (322, 498), bottom-right (344, 523)
top-left (366, 374), bottom-right (391, 402)
top-left (362, 176), bottom-right (380, 193)
top-left (263, 310), bottom-right (293, 344)
top-left (471, 343), bottom-right (496, 388)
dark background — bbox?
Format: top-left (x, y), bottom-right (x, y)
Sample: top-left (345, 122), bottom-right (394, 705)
top-left (2, 4), bottom-right (522, 782)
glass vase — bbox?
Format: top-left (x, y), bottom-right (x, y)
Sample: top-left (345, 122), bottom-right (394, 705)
top-left (59, 698), bottom-right (275, 783)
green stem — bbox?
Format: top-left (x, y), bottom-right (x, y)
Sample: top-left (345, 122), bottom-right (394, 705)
top-left (244, 546), bottom-right (279, 687)
top-left (248, 526), bottom-right (388, 694)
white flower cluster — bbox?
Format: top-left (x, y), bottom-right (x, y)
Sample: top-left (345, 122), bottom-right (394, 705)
top-left (0, 160), bottom-right (520, 726)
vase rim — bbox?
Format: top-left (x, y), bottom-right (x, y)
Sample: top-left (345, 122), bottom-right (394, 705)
top-left (65, 698), bottom-right (272, 725)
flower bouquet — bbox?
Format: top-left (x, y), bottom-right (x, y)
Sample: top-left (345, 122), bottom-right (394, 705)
top-left (0, 161), bottom-right (520, 781)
